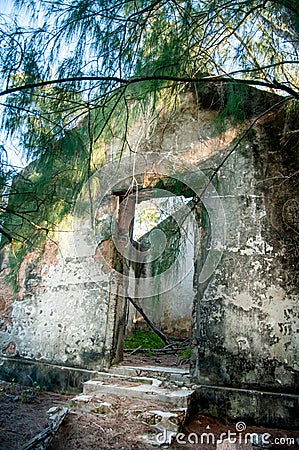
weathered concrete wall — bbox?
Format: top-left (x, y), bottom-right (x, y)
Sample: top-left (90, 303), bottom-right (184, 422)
top-left (0, 197), bottom-right (118, 370)
top-left (191, 107), bottom-right (299, 397)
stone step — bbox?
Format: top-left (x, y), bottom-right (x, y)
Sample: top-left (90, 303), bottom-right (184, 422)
top-left (109, 365), bottom-right (191, 385)
top-left (83, 378), bottom-right (194, 408)
top-left (91, 370), bottom-right (163, 387)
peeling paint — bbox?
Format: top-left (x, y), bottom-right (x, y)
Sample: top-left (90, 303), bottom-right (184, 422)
top-left (191, 106), bottom-right (299, 395)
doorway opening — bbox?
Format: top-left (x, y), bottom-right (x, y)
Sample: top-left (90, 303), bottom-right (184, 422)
top-left (111, 185), bottom-right (200, 370)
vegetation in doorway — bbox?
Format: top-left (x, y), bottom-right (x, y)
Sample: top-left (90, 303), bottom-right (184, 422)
top-left (124, 328), bottom-right (191, 362)
top-left (179, 347), bottom-right (191, 361)
top-left (124, 330), bottom-right (165, 356)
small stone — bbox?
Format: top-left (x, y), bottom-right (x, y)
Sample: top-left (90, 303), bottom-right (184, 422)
top-left (47, 406), bottom-right (59, 415)
top-left (147, 410), bottom-right (179, 434)
top-left (90, 401), bottom-right (113, 414)
top-left (71, 394), bottom-right (92, 403)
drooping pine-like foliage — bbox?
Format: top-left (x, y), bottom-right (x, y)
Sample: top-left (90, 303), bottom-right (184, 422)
top-left (2, 0), bottom-right (296, 94)
top-left (0, 0), bottom-right (298, 256)
top-left (1, 0), bottom-right (298, 155)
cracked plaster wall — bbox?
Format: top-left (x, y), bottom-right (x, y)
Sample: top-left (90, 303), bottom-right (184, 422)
top-left (191, 108), bottom-right (299, 394)
top-left (0, 198), bottom-right (118, 370)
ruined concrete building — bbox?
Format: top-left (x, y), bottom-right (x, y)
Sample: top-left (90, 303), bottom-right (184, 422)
top-left (0, 85), bottom-right (298, 428)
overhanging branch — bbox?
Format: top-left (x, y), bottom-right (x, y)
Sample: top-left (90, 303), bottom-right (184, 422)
top-left (1, 74), bottom-right (298, 99)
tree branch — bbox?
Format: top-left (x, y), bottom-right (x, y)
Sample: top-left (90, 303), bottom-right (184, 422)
top-left (200, 96), bottom-right (291, 197)
top-left (1, 74), bottom-right (298, 99)
top-left (0, 226), bottom-right (13, 243)
top-left (126, 295), bottom-right (170, 345)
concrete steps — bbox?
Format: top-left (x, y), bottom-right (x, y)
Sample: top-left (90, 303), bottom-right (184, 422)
top-left (73, 365), bottom-right (195, 446)
top-left (82, 365), bottom-right (194, 408)
top-left (109, 364), bottom-right (191, 384)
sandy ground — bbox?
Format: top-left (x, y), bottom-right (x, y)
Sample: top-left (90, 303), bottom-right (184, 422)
top-left (0, 378), bottom-right (298, 450)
